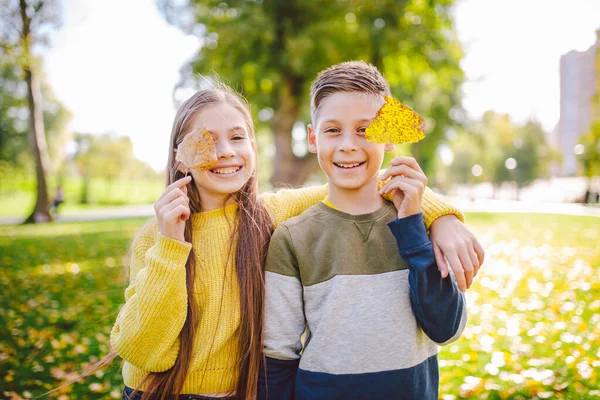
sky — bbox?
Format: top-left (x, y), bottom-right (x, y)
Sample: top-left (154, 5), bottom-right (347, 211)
top-left (43, 0), bottom-right (600, 171)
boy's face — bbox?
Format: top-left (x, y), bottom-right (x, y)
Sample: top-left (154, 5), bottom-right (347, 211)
top-left (308, 92), bottom-right (395, 191)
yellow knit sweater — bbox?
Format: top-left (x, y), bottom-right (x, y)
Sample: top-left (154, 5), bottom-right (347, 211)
top-left (110, 185), bottom-right (462, 395)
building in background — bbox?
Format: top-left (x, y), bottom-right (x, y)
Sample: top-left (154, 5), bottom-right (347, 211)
top-left (558, 29), bottom-right (600, 176)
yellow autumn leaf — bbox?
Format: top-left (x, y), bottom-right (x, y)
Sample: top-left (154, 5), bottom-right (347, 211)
top-left (365, 96), bottom-right (425, 144)
top-left (175, 127), bottom-right (218, 173)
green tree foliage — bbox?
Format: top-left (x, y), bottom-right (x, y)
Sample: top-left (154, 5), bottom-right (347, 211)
top-left (74, 134), bottom-right (159, 181)
top-left (444, 128), bottom-right (485, 185)
top-left (0, 61), bottom-right (71, 172)
top-left (446, 111), bottom-right (556, 196)
top-left (0, 0), bottom-right (63, 223)
top-left (512, 120), bottom-right (553, 189)
top-left (158, 0), bottom-right (464, 185)
top-left (577, 122), bottom-right (600, 198)
top-left (73, 134), bottom-right (161, 204)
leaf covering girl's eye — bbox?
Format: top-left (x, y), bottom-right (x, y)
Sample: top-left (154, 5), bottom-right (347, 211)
top-left (175, 127), bottom-right (219, 173)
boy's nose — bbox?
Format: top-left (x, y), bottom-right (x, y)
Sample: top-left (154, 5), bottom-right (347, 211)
top-left (339, 132), bottom-right (359, 152)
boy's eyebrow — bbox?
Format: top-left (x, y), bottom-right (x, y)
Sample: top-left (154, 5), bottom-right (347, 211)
top-left (320, 118), bottom-right (374, 125)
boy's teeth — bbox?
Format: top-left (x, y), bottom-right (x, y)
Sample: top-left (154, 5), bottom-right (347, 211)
top-left (337, 162), bottom-right (361, 168)
top-left (213, 167), bottom-right (240, 174)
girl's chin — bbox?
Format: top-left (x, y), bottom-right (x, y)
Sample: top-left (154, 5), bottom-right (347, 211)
top-left (211, 182), bottom-right (249, 196)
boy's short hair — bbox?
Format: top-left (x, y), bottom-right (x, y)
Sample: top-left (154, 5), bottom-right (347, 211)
top-left (310, 60), bottom-right (391, 123)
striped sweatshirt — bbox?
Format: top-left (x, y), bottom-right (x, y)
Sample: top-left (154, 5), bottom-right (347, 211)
top-left (258, 201), bottom-right (467, 400)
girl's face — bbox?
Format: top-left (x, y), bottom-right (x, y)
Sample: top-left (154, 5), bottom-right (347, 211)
top-left (182, 102), bottom-right (256, 211)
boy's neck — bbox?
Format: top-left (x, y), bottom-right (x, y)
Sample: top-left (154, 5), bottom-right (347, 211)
top-left (327, 178), bottom-right (384, 215)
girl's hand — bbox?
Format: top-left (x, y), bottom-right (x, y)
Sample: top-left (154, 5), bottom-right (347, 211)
top-left (429, 216), bottom-right (485, 291)
top-left (379, 157), bottom-right (427, 219)
top-left (154, 176), bottom-right (192, 242)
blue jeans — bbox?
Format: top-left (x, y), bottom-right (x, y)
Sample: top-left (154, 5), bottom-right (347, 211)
top-left (122, 386), bottom-right (235, 400)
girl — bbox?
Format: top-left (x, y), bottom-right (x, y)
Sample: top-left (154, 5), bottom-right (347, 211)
top-left (110, 83), bottom-right (481, 400)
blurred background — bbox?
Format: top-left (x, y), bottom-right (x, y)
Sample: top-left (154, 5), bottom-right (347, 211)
top-left (0, 0), bottom-right (598, 399)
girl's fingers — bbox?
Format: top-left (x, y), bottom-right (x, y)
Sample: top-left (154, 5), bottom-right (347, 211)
top-left (155, 187), bottom-right (189, 213)
top-left (389, 156), bottom-right (424, 174)
top-left (162, 197), bottom-right (190, 220)
top-left (433, 243), bottom-right (449, 278)
top-left (446, 251), bottom-right (466, 292)
top-left (166, 204), bottom-right (191, 222)
top-left (474, 238), bottom-right (486, 267)
top-left (468, 245), bottom-right (481, 277)
top-left (457, 245), bottom-right (475, 289)
top-left (157, 195), bottom-right (188, 218)
top-left (380, 164), bottom-right (427, 184)
top-left (157, 176), bottom-right (192, 202)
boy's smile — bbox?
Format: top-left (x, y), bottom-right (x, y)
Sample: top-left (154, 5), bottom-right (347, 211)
top-left (308, 92), bottom-right (395, 194)
top-left (333, 161), bottom-right (365, 169)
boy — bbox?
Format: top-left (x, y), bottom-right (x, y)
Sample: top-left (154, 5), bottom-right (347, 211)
top-left (258, 61), bottom-right (466, 399)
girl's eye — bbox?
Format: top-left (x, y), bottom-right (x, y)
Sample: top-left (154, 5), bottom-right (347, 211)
top-left (232, 136), bottom-right (245, 141)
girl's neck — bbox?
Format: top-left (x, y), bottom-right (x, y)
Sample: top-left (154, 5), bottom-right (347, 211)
top-left (327, 178), bottom-right (384, 215)
top-left (196, 187), bottom-right (237, 212)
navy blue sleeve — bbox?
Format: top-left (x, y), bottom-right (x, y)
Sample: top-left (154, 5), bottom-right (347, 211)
top-left (258, 356), bottom-right (299, 400)
top-left (387, 212), bottom-right (465, 344)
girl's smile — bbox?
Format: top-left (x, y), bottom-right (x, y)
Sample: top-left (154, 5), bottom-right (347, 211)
top-left (209, 165), bottom-right (244, 176)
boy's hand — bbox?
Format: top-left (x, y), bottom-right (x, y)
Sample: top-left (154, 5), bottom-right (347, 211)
top-left (430, 216), bottom-right (485, 291)
top-left (154, 175), bottom-right (192, 243)
top-left (379, 157), bottom-right (427, 219)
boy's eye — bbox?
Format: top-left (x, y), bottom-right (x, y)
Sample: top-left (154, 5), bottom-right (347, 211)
top-left (325, 128), bottom-right (340, 134)
top-left (232, 136), bottom-right (246, 140)
top-left (357, 127), bottom-right (367, 134)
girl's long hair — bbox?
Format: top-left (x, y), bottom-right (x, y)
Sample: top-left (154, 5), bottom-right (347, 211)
top-left (65, 84), bottom-right (271, 400)
top-left (134, 84), bottom-right (272, 400)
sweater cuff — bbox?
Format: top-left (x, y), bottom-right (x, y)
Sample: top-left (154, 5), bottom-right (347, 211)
top-left (387, 212), bottom-right (430, 254)
top-left (421, 189), bottom-right (465, 229)
top-left (151, 232), bottom-right (192, 267)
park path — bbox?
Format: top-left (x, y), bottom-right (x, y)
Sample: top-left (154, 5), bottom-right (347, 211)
top-left (0, 204), bottom-right (155, 225)
top-left (0, 199), bottom-right (599, 226)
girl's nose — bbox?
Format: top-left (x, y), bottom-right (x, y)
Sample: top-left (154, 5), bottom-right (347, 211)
top-left (216, 140), bottom-right (235, 159)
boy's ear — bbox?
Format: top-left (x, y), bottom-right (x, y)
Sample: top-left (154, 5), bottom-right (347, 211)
top-left (384, 143), bottom-right (396, 153)
top-left (307, 124), bottom-right (318, 153)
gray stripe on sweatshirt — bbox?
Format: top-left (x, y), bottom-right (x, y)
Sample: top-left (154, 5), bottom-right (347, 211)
top-left (264, 269), bottom-right (444, 375)
top-left (264, 271), bottom-right (305, 361)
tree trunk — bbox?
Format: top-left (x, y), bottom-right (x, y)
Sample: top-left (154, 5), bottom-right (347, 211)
top-left (23, 66), bottom-right (53, 223)
top-left (269, 78), bottom-right (318, 187)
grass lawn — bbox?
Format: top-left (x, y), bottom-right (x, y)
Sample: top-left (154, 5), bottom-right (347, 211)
top-left (0, 213), bottom-right (598, 399)
top-left (0, 177), bottom-right (164, 217)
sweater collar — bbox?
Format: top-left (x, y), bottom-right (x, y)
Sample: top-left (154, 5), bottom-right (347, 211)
top-left (191, 203), bottom-right (238, 228)
top-left (316, 200), bottom-right (394, 222)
